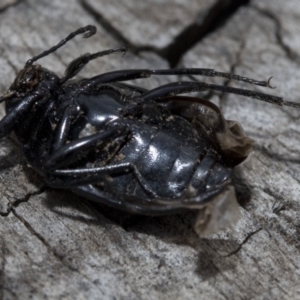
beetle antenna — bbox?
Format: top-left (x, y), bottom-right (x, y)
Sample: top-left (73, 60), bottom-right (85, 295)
top-left (25, 25), bottom-right (97, 67)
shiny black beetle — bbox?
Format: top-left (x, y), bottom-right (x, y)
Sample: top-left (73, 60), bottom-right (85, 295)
top-left (1, 26), bottom-right (299, 236)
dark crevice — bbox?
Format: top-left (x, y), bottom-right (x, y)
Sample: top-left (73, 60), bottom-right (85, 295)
top-left (0, 207), bottom-right (11, 217)
top-left (218, 39), bottom-right (246, 111)
top-left (160, 0), bottom-right (251, 67)
top-left (253, 6), bottom-right (300, 64)
top-left (0, 186), bottom-right (47, 217)
top-left (79, 0), bottom-right (136, 51)
top-left (80, 0), bottom-right (251, 67)
top-left (80, 0), bottom-right (161, 56)
top-left (223, 228), bottom-right (262, 257)
top-left (0, 0), bottom-right (24, 14)
top-left (11, 185), bottom-right (47, 208)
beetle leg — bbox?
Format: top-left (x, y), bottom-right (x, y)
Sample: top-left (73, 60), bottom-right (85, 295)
top-left (112, 82), bottom-right (148, 94)
top-left (80, 69), bottom-right (153, 90)
top-left (64, 181), bottom-right (231, 218)
top-left (0, 93), bottom-right (43, 139)
top-left (45, 123), bottom-right (127, 170)
top-left (63, 58), bottom-right (270, 88)
top-left (79, 68), bottom-right (273, 89)
top-left (138, 81), bottom-right (205, 102)
top-left (60, 47), bottom-right (127, 84)
top-left (77, 68), bottom-right (300, 107)
top-left (79, 69), bottom-right (298, 107)
top-left (134, 81), bottom-right (300, 107)
top-left (149, 68), bottom-right (272, 88)
top-left (51, 106), bottom-right (75, 152)
top-left (158, 96), bottom-right (254, 162)
top-left (49, 173), bottom-right (233, 218)
top-left (158, 95), bottom-right (226, 134)
top-left (47, 163), bottom-right (159, 198)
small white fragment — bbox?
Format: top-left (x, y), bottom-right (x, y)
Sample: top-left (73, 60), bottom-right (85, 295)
top-left (194, 185), bottom-right (240, 237)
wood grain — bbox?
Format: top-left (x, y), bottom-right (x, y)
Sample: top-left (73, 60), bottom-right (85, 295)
top-left (0, 0), bottom-right (299, 299)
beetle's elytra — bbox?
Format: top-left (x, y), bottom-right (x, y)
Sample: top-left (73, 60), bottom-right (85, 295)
top-left (1, 25), bottom-right (299, 236)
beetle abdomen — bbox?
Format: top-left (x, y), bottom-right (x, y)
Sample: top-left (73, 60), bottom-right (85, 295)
top-left (103, 110), bottom-right (230, 201)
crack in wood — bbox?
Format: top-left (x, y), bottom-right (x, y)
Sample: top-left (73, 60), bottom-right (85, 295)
top-left (219, 38), bottom-right (247, 111)
top-left (0, 1), bottom-right (300, 298)
top-left (160, 0), bottom-right (251, 67)
top-left (223, 228), bottom-right (262, 257)
top-left (253, 6), bottom-right (300, 64)
top-left (80, 0), bottom-right (135, 50)
top-left (0, 186), bottom-right (47, 217)
top-left (80, 0), bottom-right (251, 68)
top-left (0, 0), bottom-right (24, 14)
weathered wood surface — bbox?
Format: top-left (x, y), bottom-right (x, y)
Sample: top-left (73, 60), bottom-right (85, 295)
top-left (0, 0), bottom-right (300, 299)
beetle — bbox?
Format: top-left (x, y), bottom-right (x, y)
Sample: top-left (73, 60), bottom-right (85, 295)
top-left (1, 25), bottom-right (299, 236)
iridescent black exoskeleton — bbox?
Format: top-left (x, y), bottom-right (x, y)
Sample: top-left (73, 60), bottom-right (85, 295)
top-left (1, 26), bottom-right (299, 236)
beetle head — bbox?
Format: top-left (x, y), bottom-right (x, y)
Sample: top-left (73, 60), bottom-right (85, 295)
top-left (10, 65), bottom-right (43, 94)
top-left (0, 65), bottom-right (46, 102)
top-left (5, 65), bottom-right (60, 100)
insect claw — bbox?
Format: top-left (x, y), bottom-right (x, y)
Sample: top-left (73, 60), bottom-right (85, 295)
top-left (267, 77), bottom-right (276, 89)
top-left (82, 25), bottom-right (97, 39)
top-left (122, 45), bottom-right (129, 57)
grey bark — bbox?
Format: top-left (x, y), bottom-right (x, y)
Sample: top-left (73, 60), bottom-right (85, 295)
top-left (0, 0), bottom-right (300, 299)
